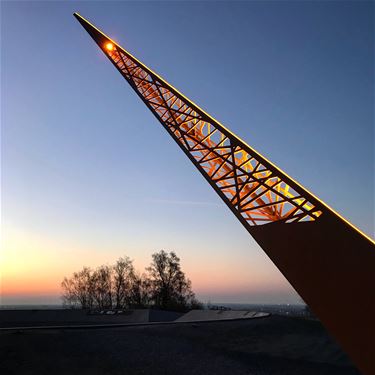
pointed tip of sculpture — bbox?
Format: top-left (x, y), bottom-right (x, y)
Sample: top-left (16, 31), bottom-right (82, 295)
top-left (73, 12), bottom-right (94, 30)
top-left (73, 12), bottom-right (85, 22)
top-left (73, 12), bottom-right (113, 50)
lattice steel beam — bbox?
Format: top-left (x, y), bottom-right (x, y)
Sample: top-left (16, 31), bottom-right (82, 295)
top-left (74, 13), bottom-right (375, 375)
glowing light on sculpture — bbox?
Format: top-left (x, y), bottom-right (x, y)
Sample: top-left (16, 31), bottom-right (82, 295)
top-left (105, 42), bottom-right (113, 51)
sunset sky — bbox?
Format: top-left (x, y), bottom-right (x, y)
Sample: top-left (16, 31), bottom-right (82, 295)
top-left (1, 1), bottom-right (373, 305)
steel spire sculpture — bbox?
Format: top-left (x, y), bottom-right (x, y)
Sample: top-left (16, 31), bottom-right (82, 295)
top-left (74, 13), bottom-right (374, 375)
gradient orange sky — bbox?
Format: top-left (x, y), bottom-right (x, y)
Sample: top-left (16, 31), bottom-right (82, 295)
top-left (1, 221), bottom-right (300, 304)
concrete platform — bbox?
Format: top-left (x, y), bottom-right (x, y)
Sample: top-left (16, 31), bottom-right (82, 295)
top-left (176, 310), bottom-right (269, 322)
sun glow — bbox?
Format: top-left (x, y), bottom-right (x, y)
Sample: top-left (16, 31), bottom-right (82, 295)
top-left (0, 224), bottom-right (111, 298)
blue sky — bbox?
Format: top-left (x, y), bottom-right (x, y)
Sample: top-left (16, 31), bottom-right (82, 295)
top-left (1, 1), bottom-right (374, 304)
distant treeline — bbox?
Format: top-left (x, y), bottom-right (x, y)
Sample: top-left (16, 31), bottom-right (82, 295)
top-left (61, 250), bottom-right (202, 311)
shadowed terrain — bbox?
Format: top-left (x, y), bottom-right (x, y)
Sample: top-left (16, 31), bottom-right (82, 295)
top-left (0, 315), bottom-right (361, 375)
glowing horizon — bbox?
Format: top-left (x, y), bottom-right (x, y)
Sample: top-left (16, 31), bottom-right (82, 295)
top-left (1, 222), bottom-right (301, 305)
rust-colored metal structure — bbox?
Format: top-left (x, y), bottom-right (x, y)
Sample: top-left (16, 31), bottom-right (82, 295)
top-left (74, 13), bottom-right (374, 375)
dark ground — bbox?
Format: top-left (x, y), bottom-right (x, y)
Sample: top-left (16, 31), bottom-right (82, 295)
top-left (0, 316), bottom-right (361, 375)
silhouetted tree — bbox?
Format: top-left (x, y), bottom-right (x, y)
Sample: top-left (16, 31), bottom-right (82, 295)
top-left (113, 256), bottom-right (134, 309)
top-left (147, 250), bottom-right (198, 311)
top-left (91, 265), bottom-right (113, 309)
top-left (129, 271), bottom-right (151, 308)
top-left (61, 267), bottom-right (94, 309)
top-left (61, 251), bottom-right (201, 311)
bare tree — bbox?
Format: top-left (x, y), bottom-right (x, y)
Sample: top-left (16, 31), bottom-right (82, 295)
top-left (129, 271), bottom-right (151, 308)
top-left (147, 250), bottom-right (197, 311)
top-left (113, 256), bottom-right (134, 309)
top-left (61, 267), bottom-right (94, 309)
top-left (61, 251), bottom-right (201, 311)
top-left (92, 265), bottom-right (113, 309)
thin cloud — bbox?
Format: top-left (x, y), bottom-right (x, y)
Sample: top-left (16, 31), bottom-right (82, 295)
top-left (148, 198), bottom-right (222, 207)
